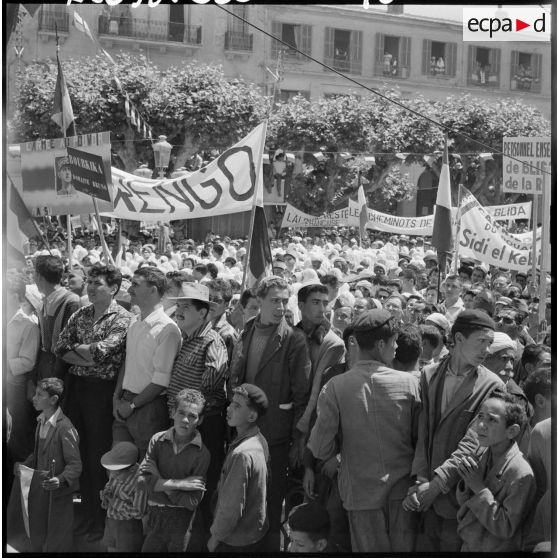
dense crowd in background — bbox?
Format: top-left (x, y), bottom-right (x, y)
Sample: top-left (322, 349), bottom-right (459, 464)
top-left (5, 220), bottom-right (553, 553)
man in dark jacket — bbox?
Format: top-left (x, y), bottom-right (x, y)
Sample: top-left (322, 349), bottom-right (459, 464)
top-left (33, 256), bottom-right (80, 385)
top-left (404, 310), bottom-right (504, 551)
top-left (229, 276), bottom-right (311, 551)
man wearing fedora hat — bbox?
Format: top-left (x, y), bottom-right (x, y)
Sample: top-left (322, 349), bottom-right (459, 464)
top-left (166, 281), bottom-right (229, 543)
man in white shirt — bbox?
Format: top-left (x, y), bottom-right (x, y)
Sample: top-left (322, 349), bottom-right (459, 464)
top-left (113, 267), bottom-right (182, 458)
top-left (440, 274), bottom-right (464, 324)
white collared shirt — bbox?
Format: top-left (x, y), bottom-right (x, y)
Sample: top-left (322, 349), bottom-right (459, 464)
top-left (122, 306), bottom-right (182, 393)
top-left (7, 309), bottom-right (40, 382)
top-left (38, 406), bottom-right (62, 439)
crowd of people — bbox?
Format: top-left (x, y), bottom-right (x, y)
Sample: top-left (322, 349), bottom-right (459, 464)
top-left (5, 224), bottom-right (552, 553)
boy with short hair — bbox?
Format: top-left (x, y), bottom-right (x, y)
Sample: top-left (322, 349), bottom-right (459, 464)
top-left (12, 378), bottom-right (82, 552)
top-left (456, 390), bottom-right (536, 551)
top-left (100, 441), bottom-right (147, 552)
top-left (138, 388), bottom-right (210, 552)
top-left (287, 502), bottom-right (330, 553)
top-left (208, 384), bottom-right (270, 552)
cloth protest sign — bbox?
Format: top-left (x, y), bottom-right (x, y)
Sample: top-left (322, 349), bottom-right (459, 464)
top-left (502, 136), bottom-right (551, 194)
top-left (280, 203), bottom-right (349, 228)
top-left (109, 123), bottom-right (267, 221)
top-left (484, 201), bottom-right (532, 222)
top-left (457, 187), bottom-right (541, 271)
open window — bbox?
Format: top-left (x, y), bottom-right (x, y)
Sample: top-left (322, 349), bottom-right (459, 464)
top-left (271, 22), bottom-right (312, 59)
top-left (375, 33), bottom-right (411, 79)
top-left (422, 40), bottom-right (457, 77)
top-left (468, 45), bottom-right (501, 87)
top-left (324, 28), bottom-right (362, 75)
top-left (510, 51), bottom-right (542, 93)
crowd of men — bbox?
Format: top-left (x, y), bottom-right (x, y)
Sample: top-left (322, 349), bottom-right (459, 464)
top-left (5, 225), bottom-right (552, 553)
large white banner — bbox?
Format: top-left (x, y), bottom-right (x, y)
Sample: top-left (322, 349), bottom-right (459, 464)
top-left (109, 123), bottom-right (266, 221)
top-left (458, 188), bottom-right (541, 271)
top-left (484, 201), bottom-right (532, 222)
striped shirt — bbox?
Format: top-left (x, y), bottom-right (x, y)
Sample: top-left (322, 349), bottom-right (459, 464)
top-left (100, 464), bottom-right (147, 520)
top-left (167, 321), bottom-right (228, 416)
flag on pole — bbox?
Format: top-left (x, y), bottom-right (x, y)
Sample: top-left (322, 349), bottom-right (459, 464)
top-left (431, 136), bottom-right (453, 266)
top-left (244, 123), bottom-right (272, 289)
top-left (51, 46), bottom-right (76, 136)
top-left (72, 11), bottom-right (93, 40)
top-left (7, 179), bottom-right (39, 262)
top-left (357, 185), bottom-right (368, 242)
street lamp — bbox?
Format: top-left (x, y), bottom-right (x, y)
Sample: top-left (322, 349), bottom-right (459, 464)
top-left (152, 135), bottom-right (172, 179)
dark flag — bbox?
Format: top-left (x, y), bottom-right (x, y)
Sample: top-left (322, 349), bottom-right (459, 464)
top-left (51, 49), bottom-right (76, 137)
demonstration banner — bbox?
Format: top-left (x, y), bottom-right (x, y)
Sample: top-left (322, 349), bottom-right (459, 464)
top-left (457, 187), bottom-right (541, 272)
top-left (110, 123), bottom-right (266, 221)
top-left (502, 136), bottom-right (551, 194)
top-left (484, 201), bottom-right (532, 224)
top-left (19, 132), bottom-right (114, 216)
top-left (280, 203), bottom-right (349, 228)
top-left (347, 198), bottom-right (434, 235)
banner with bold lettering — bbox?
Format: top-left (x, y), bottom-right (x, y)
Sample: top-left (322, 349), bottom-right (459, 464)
top-left (20, 132), bottom-right (113, 216)
top-left (484, 201), bottom-right (532, 222)
top-left (280, 203), bottom-right (349, 228)
top-left (109, 123), bottom-right (266, 221)
top-left (347, 198), bottom-right (435, 235)
top-left (457, 187), bottom-right (541, 272)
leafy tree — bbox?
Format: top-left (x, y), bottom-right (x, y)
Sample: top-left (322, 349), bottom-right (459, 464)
top-left (10, 54), bottom-right (550, 215)
top-left (9, 53), bottom-right (270, 171)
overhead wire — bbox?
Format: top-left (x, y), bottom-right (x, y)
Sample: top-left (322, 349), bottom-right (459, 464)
top-left (215, 4), bottom-right (551, 176)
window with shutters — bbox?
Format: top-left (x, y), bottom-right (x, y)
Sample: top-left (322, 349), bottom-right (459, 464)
top-left (468, 45), bottom-right (501, 87)
top-left (271, 22), bottom-right (312, 60)
top-left (510, 51), bottom-right (542, 93)
top-left (374, 34), bottom-right (411, 79)
top-left (422, 40), bottom-right (457, 77)
top-left (324, 27), bottom-right (362, 75)
top-left (279, 90), bottom-right (310, 102)
top-left (225, 6), bottom-right (252, 51)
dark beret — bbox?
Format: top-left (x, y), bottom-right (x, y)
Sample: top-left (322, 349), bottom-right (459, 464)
top-left (352, 309), bottom-right (393, 332)
top-left (234, 383), bottom-right (268, 414)
top-left (453, 309), bottom-right (495, 331)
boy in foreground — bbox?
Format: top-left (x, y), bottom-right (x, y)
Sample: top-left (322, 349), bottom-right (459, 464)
top-left (287, 502), bottom-right (331, 553)
top-left (138, 388), bottom-right (210, 552)
top-left (456, 390), bottom-right (536, 551)
top-left (208, 384), bottom-right (270, 552)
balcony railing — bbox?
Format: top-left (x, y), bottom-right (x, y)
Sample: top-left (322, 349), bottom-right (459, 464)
top-left (38, 10), bottom-right (69, 33)
top-left (98, 16), bottom-right (202, 45)
top-left (325, 56), bottom-right (361, 75)
top-left (467, 67), bottom-right (499, 88)
top-left (510, 64), bottom-right (541, 93)
top-left (224, 31), bottom-right (253, 51)
top-left (374, 62), bottom-right (410, 79)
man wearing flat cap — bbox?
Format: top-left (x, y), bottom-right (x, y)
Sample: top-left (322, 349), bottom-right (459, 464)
top-left (404, 309), bottom-right (504, 551)
top-left (308, 309), bottom-right (420, 552)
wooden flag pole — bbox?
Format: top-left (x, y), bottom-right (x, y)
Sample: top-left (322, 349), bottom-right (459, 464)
top-left (66, 214), bottom-right (73, 265)
top-left (92, 198), bottom-right (115, 266)
top-left (452, 184), bottom-right (464, 274)
top-left (530, 194), bottom-right (538, 294)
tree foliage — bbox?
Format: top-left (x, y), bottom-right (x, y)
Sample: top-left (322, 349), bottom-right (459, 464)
top-left (9, 53), bottom-right (550, 214)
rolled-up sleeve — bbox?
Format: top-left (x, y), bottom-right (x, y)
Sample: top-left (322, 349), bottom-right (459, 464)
top-left (151, 324), bottom-right (182, 387)
top-left (9, 321), bottom-right (40, 375)
top-left (201, 338), bottom-right (229, 393)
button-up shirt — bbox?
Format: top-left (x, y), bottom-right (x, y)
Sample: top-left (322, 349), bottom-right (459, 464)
top-left (441, 364), bottom-right (470, 415)
top-left (167, 322), bottom-right (228, 415)
top-left (122, 306), bottom-right (182, 393)
top-left (444, 297), bottom-right (465, 324)
top-left (7, 309), bottom-right (40, 384)
top-left (55, 300), bottom-right (132, 381)
top-left (37, 406), bottom-right (62, 439)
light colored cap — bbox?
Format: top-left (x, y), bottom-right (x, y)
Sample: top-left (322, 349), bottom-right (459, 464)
top-left (167, 282), bottom-right (209, 302)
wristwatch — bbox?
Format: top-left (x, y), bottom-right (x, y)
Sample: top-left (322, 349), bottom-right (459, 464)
top-left (129, 401), bottom-right (137, 411)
